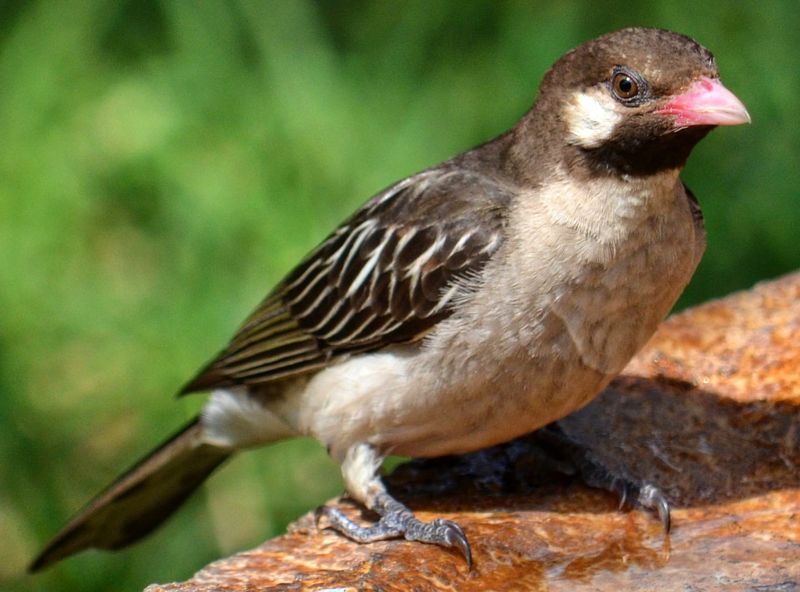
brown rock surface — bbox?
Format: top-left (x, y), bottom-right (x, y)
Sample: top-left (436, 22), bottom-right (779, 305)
top-left (147, 272), bottom-right (800, 591)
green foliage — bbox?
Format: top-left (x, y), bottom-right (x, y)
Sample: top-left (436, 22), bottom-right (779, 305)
top-left (2, 2), bottom-right (797, 590)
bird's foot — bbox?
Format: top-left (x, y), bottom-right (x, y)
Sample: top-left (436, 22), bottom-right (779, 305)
top-left (537, 425), bottom-right (672, 532)
top-left (316, 492), bottom-right (472, 567)
top-left (612, 478), bottom-right (671, 532)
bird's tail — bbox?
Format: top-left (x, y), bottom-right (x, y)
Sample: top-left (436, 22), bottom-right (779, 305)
top-left (29, 417), bottom-right (232, 572)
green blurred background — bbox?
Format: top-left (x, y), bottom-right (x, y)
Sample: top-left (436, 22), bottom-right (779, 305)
top-left (2, 1), bottom-right (798, 590)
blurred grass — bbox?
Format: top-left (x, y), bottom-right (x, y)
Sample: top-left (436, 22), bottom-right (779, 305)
top-left (2, 1), bottom-right (798, 590)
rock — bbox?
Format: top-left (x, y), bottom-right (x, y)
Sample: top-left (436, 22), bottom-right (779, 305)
top-left (147, 272), bottom-right (800, 591)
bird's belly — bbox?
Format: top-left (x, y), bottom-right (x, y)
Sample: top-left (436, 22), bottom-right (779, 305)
top-left (390, 303), bottom-right (626, 458)
top-left (293, 310), bottom-right (614, 461)
top-left (389, 337), bottom-right (613, 458)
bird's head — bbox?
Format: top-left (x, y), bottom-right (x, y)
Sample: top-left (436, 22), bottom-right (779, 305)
top-left (530, 28), bottom-right (750, 177)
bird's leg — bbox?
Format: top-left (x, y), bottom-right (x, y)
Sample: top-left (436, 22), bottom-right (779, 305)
top-left (316, 443), bottom-right (472, 566)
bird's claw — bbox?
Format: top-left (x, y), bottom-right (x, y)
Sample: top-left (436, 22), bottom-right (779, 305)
top-left (616, 480), bottom-right (671, 533)
top-left (637, 483), bottom-right (671, 533)
top-left (433, 519), bottom-right (472, 568)
top-left (397, 514), bottom-right (473, 568)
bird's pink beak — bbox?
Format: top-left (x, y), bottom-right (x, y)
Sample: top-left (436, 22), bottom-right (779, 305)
top-left (656, 77), bottom-right (751, 128)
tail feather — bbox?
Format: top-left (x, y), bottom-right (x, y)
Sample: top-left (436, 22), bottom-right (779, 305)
top-left (29, 417), bottom-right (232, 572)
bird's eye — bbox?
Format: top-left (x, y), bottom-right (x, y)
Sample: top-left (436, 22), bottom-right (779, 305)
top-left (612, 72), bottom-right (639, 100)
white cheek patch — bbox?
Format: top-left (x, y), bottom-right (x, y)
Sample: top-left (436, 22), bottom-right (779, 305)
top-left (563, 88), bottom-right (622, 149)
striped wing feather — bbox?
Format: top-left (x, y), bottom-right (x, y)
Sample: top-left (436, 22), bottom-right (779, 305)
top-left (182, 168), bottom-right (511, 392)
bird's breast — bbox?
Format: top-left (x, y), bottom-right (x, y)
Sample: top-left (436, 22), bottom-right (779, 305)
top-left (457, 170), bottom-right (701, 374)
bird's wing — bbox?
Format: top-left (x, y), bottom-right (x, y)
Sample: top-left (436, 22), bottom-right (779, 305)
top-left (181, 167), bottom-right (513, 392)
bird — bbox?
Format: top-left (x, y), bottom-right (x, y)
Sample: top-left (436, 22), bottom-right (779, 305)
top-left (30, 27), bottom-right (750, 572)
